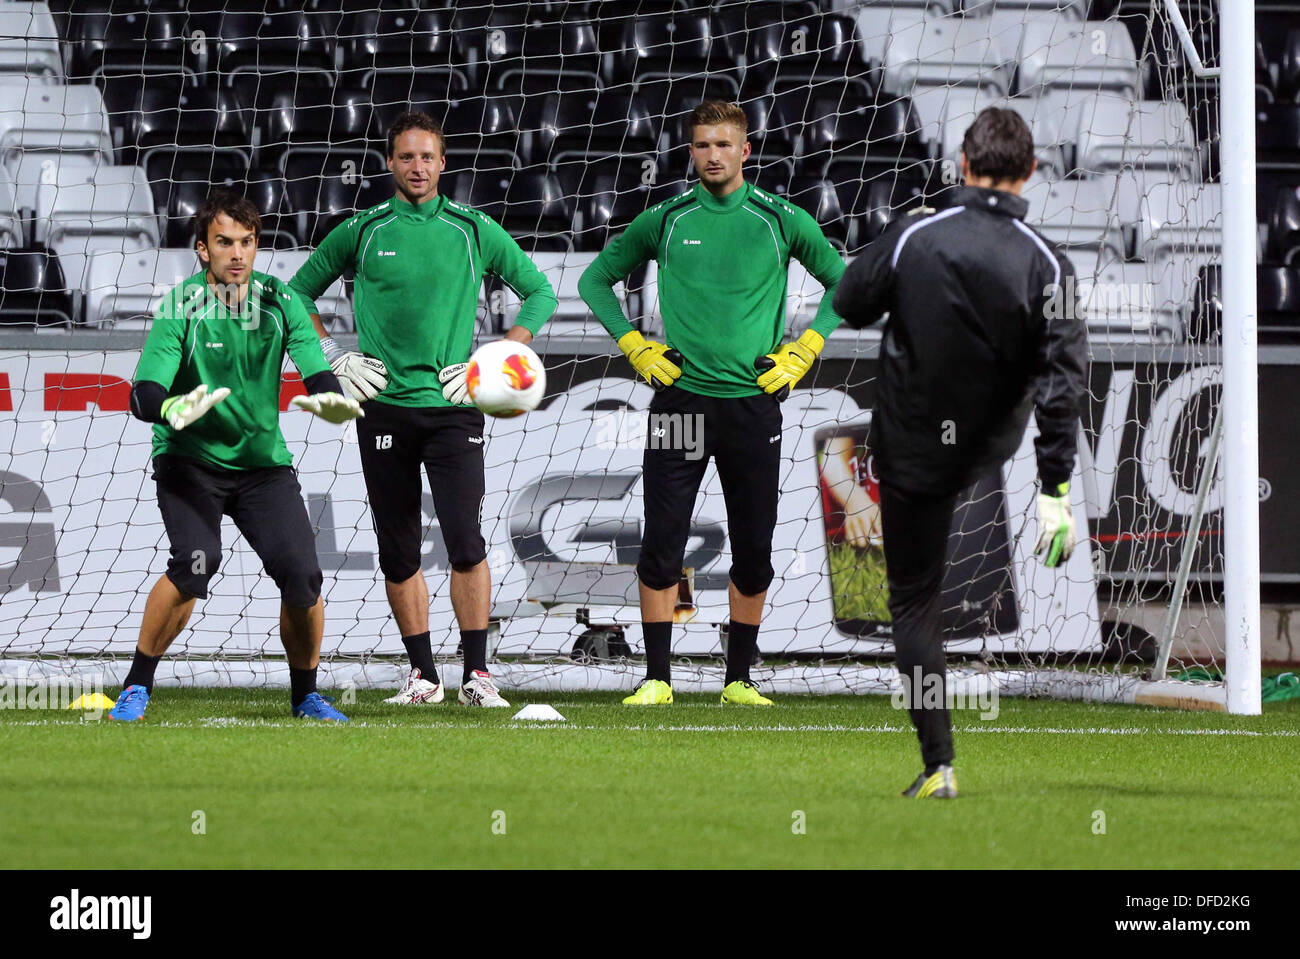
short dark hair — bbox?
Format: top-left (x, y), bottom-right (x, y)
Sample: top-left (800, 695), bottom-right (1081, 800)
top-left (687, 100), bottom-right (748, 139)
top-left (961, 108), bottom-right (1035, 184)
top-left (386, 111), bottom-right (446, 157)
top-left (193, 189), bottom-right (260, 248)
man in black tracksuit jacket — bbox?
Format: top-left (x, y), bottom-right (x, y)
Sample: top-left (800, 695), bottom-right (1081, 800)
top-left (833, 108), bottom-right (1089, 798)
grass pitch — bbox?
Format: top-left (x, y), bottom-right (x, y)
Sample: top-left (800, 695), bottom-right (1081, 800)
top-left (1, 688), bottom-right (1296, 869)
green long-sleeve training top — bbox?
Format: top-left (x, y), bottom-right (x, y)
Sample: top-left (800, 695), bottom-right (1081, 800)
top-left (289, 192), bottom-right (558, 408)
top-left (134, 270), bottom-right (331, 470)
top-left (578, 181), bottom-right (847, 397)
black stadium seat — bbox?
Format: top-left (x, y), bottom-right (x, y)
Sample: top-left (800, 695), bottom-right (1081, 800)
top-left (615, 12), bottom-right (739, 95)
top-left (256, 84), bottom-right (375, 171)
top-left (846, 170), bottom-right (933, 245)
top-left (0, 249), bottom-right (74, 328)
top-left (1257, 104), bottom-right (1300, 172)
top-left (740, 13), bottom-right (872, 99)
top-left (798, 95), bottom-right (927, 181)
top-left (336, 7), bottom-right (468, 93)
top-left (1267, 185), bottom-right (1300, 264)
top-left (135, 85), bottom-right (252, 170)
top-left (473, 12), bottom-right (602, 95)
top-left (576, 167), bottom-right (686, 252)
top-left (201, 7), bottom-right (340, 81)
top-left (464, 171), bottom-right (572, 252)
top-left (784, 176), bottom-right (851, 251)
top-left (1190, 264), bottom-right (1300, 345)
top-left (521, 90), bottom-right (659, 172)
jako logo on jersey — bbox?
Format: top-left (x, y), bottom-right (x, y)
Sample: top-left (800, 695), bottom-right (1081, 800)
top-left (205, 342), bottom-right (223, 349)
top-left (682, 239), bottom-right (701, 245)
top-left (378, 250), bottom-right (397, 256)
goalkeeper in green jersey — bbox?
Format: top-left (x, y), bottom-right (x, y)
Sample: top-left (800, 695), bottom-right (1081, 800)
top-left (109, 191), bottom-right (363, 723)
top-left (289, 112), bottom-right (557, 708)
top-left (578, 101), bottom-right (847, 705)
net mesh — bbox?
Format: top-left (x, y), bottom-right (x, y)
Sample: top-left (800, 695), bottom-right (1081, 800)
top-left (0, 0), bottom-right (1236, 703)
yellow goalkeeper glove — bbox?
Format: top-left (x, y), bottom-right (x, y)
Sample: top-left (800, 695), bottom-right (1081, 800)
top-left (754, 329), bottom-right (824, 401)
top-left (617, 330), bottom-right (682, 390)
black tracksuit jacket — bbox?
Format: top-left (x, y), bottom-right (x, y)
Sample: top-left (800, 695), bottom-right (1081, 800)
top-left (832, 185), bottom-right (1089, 496)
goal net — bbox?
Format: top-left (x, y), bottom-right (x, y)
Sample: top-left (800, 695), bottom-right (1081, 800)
top-left (0, 0), bottom-right (1252, 710)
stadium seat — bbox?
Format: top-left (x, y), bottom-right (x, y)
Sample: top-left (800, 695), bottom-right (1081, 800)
top-left (0, 81), bottom-right (113, 173)
top-left (633, 75), bottom-right (755, 148)
top-left (161, 164), bottom-right (290, 250)
top-left (337, 7), bottom-right (469, 93)
top-left (785, 176), bottom-right (852, 251)
top-left (1017, 19), bottom-right (1139, 96)
top-left (739, 13), bottom-right (872, 100)
top-left (283, 159), bottom-right (390, 248)
top-left (800, 95), bottom-right (928, 182)
top-left (1189, 264), bottom-right (1300, 346)
top-left (881, 15), bottom-right (1015, 97)
top-left (257, 84), bottom-right (375, 172)
top-left (473, 12), bottom-right (602, 95)
top-left (83, 247), bottom-right (200, 329)
top-left (464, 171), bottom-right (573, 252)
top-left (961, 0), bottom-right (1088, 19)
top-left (845, 169), bottom-right (934, 245)
top-left (11, 153), bottom-right (101, 230)
top-left (1068, 95), bottom-right (1198, 179)
top-left (37, 165), bottom-right (160, 310)
top-left (494, 251), bottom-right (606, 337)
top-left (0, 164), bottom-right (20, 249)
top-left (1267, 185), bottom-right (1300, 265)
top-left (202, 7), bottom-right (340, 82)
top-left (1134, 181), bottom-right (1223, 262)
top-left (134, 85), bottom-right (253, 174)
top-left (521, 90), bottom-right (659, 174)
top-left (253, 248), bottom-right (354, 334)
top-left (574, 163), bottom-right (686, 252)
top-left (1257, 105), bottom-right (1300, 173)
top-left (0, 3), bottom-right (62, 83)
top-left (1022, 177), bottom-right (1125, 259)
top-left (440, 96), bottom-right (523, 177)
top-left (0, 247), bottom-right (74, 328)
top-left (87, 3), bottom-right (196, 83)
top-left (616, 12), bottom-right (740, 96)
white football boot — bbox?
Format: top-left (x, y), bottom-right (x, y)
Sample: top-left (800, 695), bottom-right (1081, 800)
top-left (382, 667), bottom-right (444, 705)
top-left (457, 670), bottom-right (510, 708)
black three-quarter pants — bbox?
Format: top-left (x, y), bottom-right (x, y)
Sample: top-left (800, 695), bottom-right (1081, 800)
top-left (154, 454), bottom-right (322, 608)
top-left (878, 480), bottom-right (960, 769)
top-left (355, 400), bottom-right (488, 582)
top-left (637, 386), bottom-right (783, 597)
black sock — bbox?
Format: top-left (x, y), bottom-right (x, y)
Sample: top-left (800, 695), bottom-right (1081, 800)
top-left (290, 666), bottom-right (318, 708)
top-left (725, 620), bottom-right (760, 685)
top-left (401, 632), bottom-right (439, 684)
top-left (461, 629), bottom-right (488, 684)
top-left (121, 647), bottom-right (162, 694)
top-left (643, 621), bottom-right (672, 683)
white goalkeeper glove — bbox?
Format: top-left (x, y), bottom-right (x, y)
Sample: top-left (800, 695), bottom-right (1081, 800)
top-left (1035, 481), bottom-right (1076, 568)
top-left (160, 384), bottom-right (230, 431)
top-left (438, 362), bottom-right (472, 405)
top-left (291, 391), bottom-right (364, 423)
top-left (321, 336), bottom-right (388, 402)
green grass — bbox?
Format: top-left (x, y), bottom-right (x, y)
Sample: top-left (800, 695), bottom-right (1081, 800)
top-left (1, 689), bottom-right (1297, 868)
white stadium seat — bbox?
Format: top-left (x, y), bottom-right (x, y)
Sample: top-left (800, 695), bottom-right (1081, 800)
top-left (0, 164), bottom-right (20, 249)
top-left (882, 15), bottom-right (1016, 96)
top-left (15, 152), bottom-right (108, 240)
top-left (1017, 20), bottom-right (1139, 97)
top-left (1070, 95), bottom-right (1199, 178)
top-left (0, 80), bottom-right (113, 172)
top-left (84, 248), bottom-right (201, 329)
top-left (854, 9), bottom-right (926, 70)
top-left (38, 165), bottom-right (160, 306)
top-left (1135, 182), bottom-right (1223, 262)
top-left (500, 251), bottom-right (606, 339)
top-left (0, 3), bottom-right (62, 82)
top-left (1022, 176), bottom-right (1125, 258)
top-left (253, 248), bottom-right (355, 333)
top-left (960, 0), bottom-right (1087, 17)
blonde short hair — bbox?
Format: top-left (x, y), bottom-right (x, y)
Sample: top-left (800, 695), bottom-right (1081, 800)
top-left (687, 101), bottom-right (749, 139)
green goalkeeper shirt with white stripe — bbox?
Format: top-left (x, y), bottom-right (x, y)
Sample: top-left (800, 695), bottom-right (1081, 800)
top-left (134, 270), bottom-right (330, 470)
top-left (288, 192), bottom-right (558, 409)
top-left (578, 181), bottom-right (847, 397)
